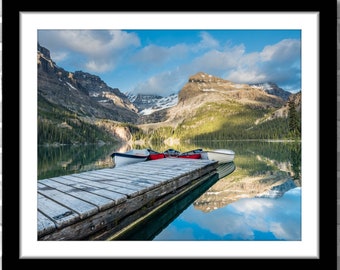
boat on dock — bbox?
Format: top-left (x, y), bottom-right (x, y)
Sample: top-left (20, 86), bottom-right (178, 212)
top-left (202, 149), bottom-right (235, 163)
top-left (177, 149), bottom-right (203, 159)
top-left (148, 148), bottom-right (203, 160)
top-left (111, 148), bottom-right (235, 167)
top-left (147, 149), bottom-right (166, 160)
top-left (111, 149), bottom-right (150, 167)
top-left (163, 148), bottom-right (181, 157)
top-left (163, 148), bottom-right (202, 159)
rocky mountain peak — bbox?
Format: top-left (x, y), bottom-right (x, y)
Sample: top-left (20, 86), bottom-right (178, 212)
top-left (250, 82), bottom-right (292, 101)
top-left (188, 72), bottom-right (231, 84)
top-left (38, 43), bottom-right (299, 140)
top-left (37, 44), bottom-right (139, 123)
top-left (178, 71), bottom-right (286, 108)
top-left (258, 91), bottom-right (301, 122)
top-left (38, 43), bottom-right (51, 59)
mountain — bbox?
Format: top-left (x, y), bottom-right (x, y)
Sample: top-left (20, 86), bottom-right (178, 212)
top-left (258, 91), bottom-right (301, 123)
top-left (125, 92), bottom-right (178, 115)
top-left (126, 75), bottom-right (292, 121)
top-left (135, 72), bottom-right (301, 143)
top-left (138, 72), bottom-right (291, 126)
top-left (38, 44), bottom-right (144, 145)
top-left (37, 44), bottom-right (301, 145)
top-left (250, 82), bottom-right (292, 101)
top-left (38, 43), bottom-right (139, 124)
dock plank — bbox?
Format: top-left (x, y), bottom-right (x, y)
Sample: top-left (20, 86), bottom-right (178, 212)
top-left (39, 179), bottom-right (116, 211)
top-left (38, 158), bottom-right (219, 240)
top-left (96, 171), bottom-right (165, 186)
top-left (37, 193), bottom-right (80, 231)
top-left (91, 169), bottom-right (170, 182)
top-left (114, 167), bottom-right (178, 179)
top-left (38, 182), bottom-right (99, 219)
top-left (59, 175), bottom-right (142, 195)
top-left (37, 210), bottom-right (57, 237)
top-left (47, 177), bottom-right (127, 203)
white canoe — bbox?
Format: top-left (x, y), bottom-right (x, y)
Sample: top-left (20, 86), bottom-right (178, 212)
top-left (202, 149), bottom-right (235, 163)
top-left (111, 149), bottom-right (150, 167)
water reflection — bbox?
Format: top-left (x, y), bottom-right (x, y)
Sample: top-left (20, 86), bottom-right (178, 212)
top-left (194, 169), bottom-right (299, 213)
top-left (151, 141), bottom-right (301, 241)
top-left (38, 143), bottom-right (119, 180)
top-left (154, 187), bottom-right (301, 241)
top-left (37, 140), bottom-right (301, 241)
top-left (38, 140), bottom-right (301, 182)
top-left (113, 162), bottom-right (236, 240)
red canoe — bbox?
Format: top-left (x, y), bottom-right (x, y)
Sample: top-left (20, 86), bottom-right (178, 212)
top-left (148, 148), bottom-right (202, 160)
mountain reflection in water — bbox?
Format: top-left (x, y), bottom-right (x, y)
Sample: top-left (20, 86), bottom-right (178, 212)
top-left (38, 141), bottom-right (301, 241)
top-left (194, 167), bottom-right (299, 213)
top-left (154, 187), bottom-right (301, 241)
top-left (113, 162), bottom-right (236, 240)
top-left (113, 161), bottom-right (301, 241)
top-left (151, 157), bottom-right (301, 241)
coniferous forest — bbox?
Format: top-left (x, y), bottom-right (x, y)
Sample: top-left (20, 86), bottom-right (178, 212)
top-left (38, 94), bottom-right (301, 146)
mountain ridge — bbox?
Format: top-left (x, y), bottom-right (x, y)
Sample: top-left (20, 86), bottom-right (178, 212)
top-left (37, 44), bottom-right (301, 145)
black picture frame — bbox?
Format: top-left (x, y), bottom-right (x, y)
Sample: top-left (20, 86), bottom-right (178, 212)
top-left (4, 1), bottom-right (335, 268)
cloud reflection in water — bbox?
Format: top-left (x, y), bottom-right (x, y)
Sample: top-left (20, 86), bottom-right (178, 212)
top-left (154, 187), bottom-right (301, 241)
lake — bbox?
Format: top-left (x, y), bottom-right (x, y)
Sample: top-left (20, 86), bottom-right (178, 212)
top-left (38, 140), bottom-right (301, 241)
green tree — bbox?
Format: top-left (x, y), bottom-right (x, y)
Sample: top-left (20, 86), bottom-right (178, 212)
top-left (288, 100), bottom-right (300, 138)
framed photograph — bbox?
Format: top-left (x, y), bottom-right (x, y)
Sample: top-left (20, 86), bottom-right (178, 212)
top-left (11, 7), bottom-right (332, 266)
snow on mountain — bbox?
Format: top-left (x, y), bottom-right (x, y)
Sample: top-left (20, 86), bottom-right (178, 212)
top-left (249, 82), bottom-right (291, 101)
top-left (124, 92), bottom-right (178, 115)
top-left (123, 78), bottom-right (291, 118)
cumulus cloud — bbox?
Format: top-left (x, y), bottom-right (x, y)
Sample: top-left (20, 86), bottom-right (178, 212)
top-left (179, 187), bottom-right (301, 240)
top-left (195, 31), bottom-right (220, 51)
top-left (132, 36), bottom-right (300, 95)
top-left (134, 69), bottom-right (184, 95)
top-left (192, 44), bottom-right (246, 71)
top-left (38, 30), bottom-right (140, 72)
top-left (222, 39), bottom-right (301, 86)
top-left (260, 39), bottom-right (300, 63)
top-left (131, 43), bottom-right (188, 70)
top-left (38, 30), bottom-right (301, 95)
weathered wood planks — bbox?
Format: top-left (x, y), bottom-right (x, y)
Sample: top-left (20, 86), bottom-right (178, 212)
top-left (38, 158), bottom-right (218, 240)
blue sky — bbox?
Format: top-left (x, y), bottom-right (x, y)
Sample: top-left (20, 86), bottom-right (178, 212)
top-left (38, 29), bottom-right (301, 96)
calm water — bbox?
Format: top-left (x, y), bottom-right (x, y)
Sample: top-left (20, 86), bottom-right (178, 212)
top-left (38, 140), bottom-right (301, 241)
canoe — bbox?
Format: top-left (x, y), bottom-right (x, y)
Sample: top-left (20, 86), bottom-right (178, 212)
top-left (111, 148), bottom-right (213, 167)
top-left (147, 149), bottom-right (166, 160)
top-left (111, 149), bottom-right (150, 167)
top-left (148, 148), bottom-right (203, 160)
top-left (178, 149), bottom-right (203, 159)
top-left (163, 148), bottom-right (181, 157)
top-left (163, 148), bottom-right (202, 159)
top-left (203, 149), bottom-right (235, 163)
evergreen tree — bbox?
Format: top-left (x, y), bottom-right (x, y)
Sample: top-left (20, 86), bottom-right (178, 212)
top-left (288, 100), bottom-right (300, 138)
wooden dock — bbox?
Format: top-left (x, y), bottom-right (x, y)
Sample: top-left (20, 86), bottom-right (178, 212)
top-left (37, 158), bottom-right (218, 240)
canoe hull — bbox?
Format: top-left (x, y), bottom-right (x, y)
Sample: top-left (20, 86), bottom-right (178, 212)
top-left (148, 153), bottom-right (166, 160)
top-left (204, 149), bottom-right (235, 163)
top-left (178, 153), bottom-right (202, 159)
top-left (111, 149), bottom-right (150, 167)
top-left (111, 148), bottom-right (235, 167)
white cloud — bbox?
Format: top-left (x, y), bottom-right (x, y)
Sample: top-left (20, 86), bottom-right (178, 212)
top-left (85, 60), bottom-right (113, 73)
top-left (134, 70), bottom-right (184, 95)
top-left (195, 31), bottom-right (220, 51)
top-left (260, 39), bottom-right (300, 63)
top-left (55, 30), bottom-right (140, 55)
top-left (131, 37), bottom-right (301, 95)
top-left (38, 30), bottom-right (301, 93)
top-left (38, 30), bottom-right (140, 73)
top-left (132, 43), bottom-right (188, 70)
